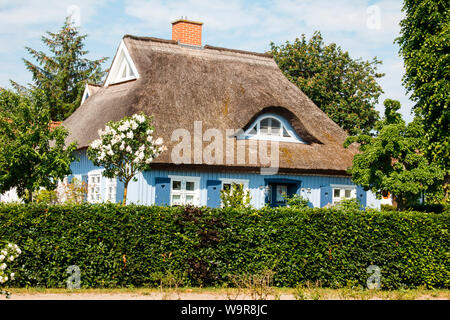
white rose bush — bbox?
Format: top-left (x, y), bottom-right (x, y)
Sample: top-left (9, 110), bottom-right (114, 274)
top-left (87, 113), bottom-right (166, 204)
top-left (0, 242), bottom-right (21, 298)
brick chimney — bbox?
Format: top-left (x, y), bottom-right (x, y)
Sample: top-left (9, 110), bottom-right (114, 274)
top-left (171, 18), bottom-right (203, 46)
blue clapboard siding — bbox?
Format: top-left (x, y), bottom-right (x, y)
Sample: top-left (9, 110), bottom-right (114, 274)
top-left (69, 149), bottom-right (377, 208)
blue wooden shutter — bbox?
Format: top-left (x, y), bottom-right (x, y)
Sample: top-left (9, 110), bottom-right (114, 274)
top-left (207, 180), bottom-right (222, 208)
top-left (67, 175), bottom-right (74, 184)
top-left (320, 186), bottom-right (332, 208)
top-left (155, 177), bottom-right (171, 206)
top-left (356, 185), bottom-right (367, 209)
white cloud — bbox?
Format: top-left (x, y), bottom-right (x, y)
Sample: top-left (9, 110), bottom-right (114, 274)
top-left (0, 0), bottom-right (107, 34)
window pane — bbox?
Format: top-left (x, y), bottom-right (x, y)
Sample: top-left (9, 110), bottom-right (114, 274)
top-left (334, 189), bottom-right (340, 198)
top-left (172, 180), bottom-right (181, 191)
top-left (172, 194), bottom-right (181, 204)
top-left (185, 195), bottom-right (194, 204)
top-left (186, 181), bottom-right (195, 191)
top-left (283, 127), bottom-right (291, 138)
top-left (345, 189), bottom-right (351, 198)
top-left (260, 118), bottom-right (269, 135)
top-left (271, 119), bottom-right (281, 136)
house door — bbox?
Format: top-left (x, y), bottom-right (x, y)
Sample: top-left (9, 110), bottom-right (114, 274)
top-left (265, 179), bottom-right (301, 207)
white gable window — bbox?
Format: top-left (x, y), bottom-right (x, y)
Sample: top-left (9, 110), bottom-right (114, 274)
top-left (105, 178), bottom-right (117, 203)
top-left (331, 185), bottom-right (356, 204)
top-left (104, 40), bottom-right (139, 86)
top-left (238, 113), bottom-right (304, 143)
top-left (88, 172), bottom-right (102, 203)
top-left (169, 176), bottom-right (200, 206)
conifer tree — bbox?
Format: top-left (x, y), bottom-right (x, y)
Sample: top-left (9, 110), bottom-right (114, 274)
top-left (13, 18), bottom-right (108, 121)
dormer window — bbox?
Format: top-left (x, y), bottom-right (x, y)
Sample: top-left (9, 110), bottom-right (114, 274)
top-left (238, 113), bottom-right (305, 143)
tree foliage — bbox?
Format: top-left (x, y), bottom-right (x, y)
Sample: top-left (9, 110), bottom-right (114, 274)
top-left (271, 31), bottom-right (384, 135)
top-left (14, 18), bottom-right (108, 121)
top-left (396, 0), bottom-right (449, 170)
top-left (220, 183), bottom-right (251, 209)
top-left (0, 89), bottom-right (77, 202)
top-left (87, 113), bottom-right (165, 204)
top-left (344, 99), bottom-right (444, 210)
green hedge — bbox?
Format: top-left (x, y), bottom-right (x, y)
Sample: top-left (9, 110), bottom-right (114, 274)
top-left (0, 203), bottom-right (448, 289)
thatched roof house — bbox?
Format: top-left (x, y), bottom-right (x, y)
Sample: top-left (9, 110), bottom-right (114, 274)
top-left (63, 20), bottom-right (376, 209)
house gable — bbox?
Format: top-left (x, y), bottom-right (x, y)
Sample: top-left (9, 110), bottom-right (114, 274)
top-left (104, 40), bottom-right (140, 87)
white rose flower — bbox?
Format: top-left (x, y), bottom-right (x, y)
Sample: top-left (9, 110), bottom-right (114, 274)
top-left (126, 146), bottom-right (132, 153)
top-left (8, 256), bottom-right (14, 262)
top-left (90, 139), bottom-right (101, 149)
top-left (130, 121), bottom-right (138, 130)
top-left (0, 263), bottom-right (6, 270)
top-left (126, 131), bottom-right (134, 139)
top-left (0, 255), bottom-right (4, 261)
top-left (10, 273), bottom-right (14, 280)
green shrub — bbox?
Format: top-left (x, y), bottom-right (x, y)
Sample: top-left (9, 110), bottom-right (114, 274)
top-left (220, 183), bottom-right (251, 209)
top-left (0, 203), bottom-right (448, 289)
top-left (381, 204), bottom-right (396, 211)
top-left (408, 203), bottom-right (449, 214)
top-left (282, 193), bottom-right (310, 209)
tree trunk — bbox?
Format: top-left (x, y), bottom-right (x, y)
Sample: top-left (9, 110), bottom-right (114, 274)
top-left (27, 190), bottom-right (33, 203)
top-left (123, 180), bottom-right (129, 205)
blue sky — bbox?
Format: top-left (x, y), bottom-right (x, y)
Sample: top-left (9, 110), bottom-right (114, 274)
top-left (0, 0), bottom-right (413, 122)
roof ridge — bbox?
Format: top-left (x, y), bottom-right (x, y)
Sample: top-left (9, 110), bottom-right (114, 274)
top-left (123, 34), bottom-right (273, 59)
top-left (203, 45), bottom-right (273, 58)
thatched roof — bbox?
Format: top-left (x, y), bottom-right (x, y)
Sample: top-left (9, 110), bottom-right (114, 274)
top-left (63, 35), bottom-right (358, 175)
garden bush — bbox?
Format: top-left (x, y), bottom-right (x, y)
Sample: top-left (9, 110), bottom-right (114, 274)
top-left (0, 203), bottom-right (448, 289)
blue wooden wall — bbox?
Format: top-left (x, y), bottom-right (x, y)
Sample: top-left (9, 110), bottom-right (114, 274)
top-left (70, 150), bottom-right (379, 209)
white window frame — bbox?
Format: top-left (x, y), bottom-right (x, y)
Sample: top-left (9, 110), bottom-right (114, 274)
top-left (237, 113), bottom-right (304, 143)
top-left (105, 178), bottom-right (117, 203)
top-left (88, 171), bottom-right (102, 203)
top-left (219, 178), bottom-right (250, 207)
top-left (219, 178), bottom-right (249, 191)
top-left (168, 175), bottom-right (201, 206)
top-left (330, 184), bottom-right (356, 204)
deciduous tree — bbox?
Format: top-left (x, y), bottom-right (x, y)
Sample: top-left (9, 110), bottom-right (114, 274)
top-left (0, 89), bottom-right (77, 202)
top-left (271, 32), bottom-right (384, 135)
top-left (344, 99), bottom-right (444, 210)
top-left (87, 113), bottom-right (165, 205)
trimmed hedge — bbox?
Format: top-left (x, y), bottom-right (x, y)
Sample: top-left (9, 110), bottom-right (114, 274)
top-left (0, 203), bottom-right (448, 289)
